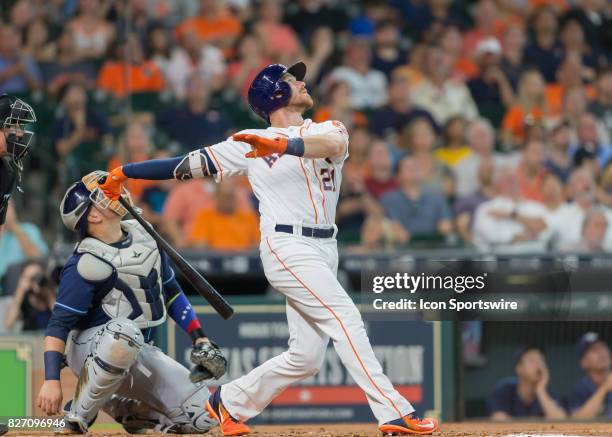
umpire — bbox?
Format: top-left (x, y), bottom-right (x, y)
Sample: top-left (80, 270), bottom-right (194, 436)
top-left (0, 93), bottom-right (37, 232)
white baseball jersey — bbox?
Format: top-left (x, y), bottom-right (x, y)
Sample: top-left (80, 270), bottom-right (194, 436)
top-left (203, 119), bottom-right (349, 234)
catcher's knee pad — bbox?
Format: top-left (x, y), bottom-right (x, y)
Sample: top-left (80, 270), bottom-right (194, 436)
top-left (69, 319), bottom-right (144, 430)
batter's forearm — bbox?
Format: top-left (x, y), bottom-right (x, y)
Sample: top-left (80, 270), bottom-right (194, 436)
top-left (302, 134), bottom-right (347, 159)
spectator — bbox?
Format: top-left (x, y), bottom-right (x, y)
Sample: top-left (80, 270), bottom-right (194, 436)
top-left (516, 139), bottom-right (548, 203)
top-left (549, 167), bottom-right (597, 250)
top-left (4, 260), bottom-right (55, 331)
top-left (336, 163), bottom-right (379, 244)
top-left (559, 18), bottom-right (598, 74)
top-left (500, 24), bottom-right (527, 90)
top-left (569, 113), bottom-right (612, 170)
top-left (436, 116), bottom-right (471, 168)
top-left (174, 0), bottom-right (243, 57)
top-left (563, 208), bottom-right (608, 252)
top-left (0, 202), bottom-right (48, 280)
top-left (438, 25), bottom-right (478, 81)
top-left (227, 33), bottom-right (272, 98)
top-left (472, 167), bottom-right (549, 251)
top-left (0, 24), bottom-right (42, 94)
top-left (187, 179), bottom-right (259, 251)
top-left (107, 122), bottom-right (158, 201)
top-left (597, 162), bottom-right (612, 208)
top-left (97, 34), bottom-right (165, 99)
top-left (399, 117), bottom-right (453, 196)
top-left (411, 45), bottom-right (479, 126)
top-left (302, 26), bottom-right (335, 86)
top-left (540, 173), bottom-right (576, 249)
top-left (285, 0), bottom-right (349, 45)
top-left (67, 0), bottom-right (115, 60)
top-left (487, 346), bottom-right (566, 420)
top-left (454, 158), bottom-right (495, 243)
top-left (43, 29), bottom-right (97, 96)
top-left (588, 68), bottom-right (612, 141)
top-left (546, 54), bottom-right (596, 117)
top-left (343, 127), bottom-right (370, 179)
top-left (253, 0), bottom-right (302, 65)
top-left (22, 18), bottom-right (55, 63)
top-left (569, 332), bottom-right (612, 419)
top-left (156, 75), bottom-right (232, 152)
top-left (502, 70), bottom-right (548, 147)
top-left (313, 81), bottom-right (367, 130)
top-left (364, 139), bottom-right (398, 200)
top-left (543, 120), bottom-right (573, 182)
top-left (53, 83), bottom-right (113, 180)
top-left (455, 118), bottom-right (512, 197)
top-left (359, 209), bottom-right (409, 251)
top-left (371, 20), bottom-right (407, 78)
top-left (165, 29), bottom-right (226, 99)
top-left (463, 0), bottom-right (506, 56)
top-left (9, 0), bottom-right (34, 34)
top-left (392, 42), bottom-right (428, 89)
top-left (524, 7), bottom-right (564, 83)
top-left (328, 38), bottom-right (388, 110)
top-left (369, 74), bottom-right (437, 140)
top-left (146, 25), bottom-right (172, 81)
top-left (467, 37), bottom-right (515, 113)
top-left (381, 156), bottom-right (452, 242)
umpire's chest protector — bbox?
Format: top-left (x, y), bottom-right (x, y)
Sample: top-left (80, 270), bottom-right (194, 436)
top-left (76, 220), bottom-right (167, 328)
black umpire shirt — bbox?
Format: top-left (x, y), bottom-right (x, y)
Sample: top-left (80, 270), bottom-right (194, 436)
top-left (0, 156), bottom-right (17, 225)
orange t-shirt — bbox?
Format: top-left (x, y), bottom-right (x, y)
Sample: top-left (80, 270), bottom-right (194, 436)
top-left (175, 13), bottom-right (242, 57)
top-left (517, 164), bottom-right (547, 203)
top-left (545, 84), bottom-right (597, 116)
top-left (313, 106), bottom-right (367, 128)
top-left (97, 61), bottom-right (165, 98)
top-left (502, 105), bottom-right (545, 143)
top-left (187, 208), bottom-right (260, 251)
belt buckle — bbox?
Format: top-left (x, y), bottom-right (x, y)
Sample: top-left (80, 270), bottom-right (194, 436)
top-left (305, 227), bottom-right (314, 238)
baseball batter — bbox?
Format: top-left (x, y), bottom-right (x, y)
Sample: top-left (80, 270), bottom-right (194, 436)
top-left (100, 62), bottom-right (439, 436)
top-left (37, 172), bottom-right (225, 434)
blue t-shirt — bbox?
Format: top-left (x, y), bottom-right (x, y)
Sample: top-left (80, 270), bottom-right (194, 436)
top-left (487, 377), bottom-right (551, 417)
top-left (567, 375), bottom-right (612, 418)
top-left (381, 187), bottom-right (451, 237)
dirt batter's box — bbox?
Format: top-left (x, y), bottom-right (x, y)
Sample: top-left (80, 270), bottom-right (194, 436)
top-left (162, 299), bottom-right (454, 425)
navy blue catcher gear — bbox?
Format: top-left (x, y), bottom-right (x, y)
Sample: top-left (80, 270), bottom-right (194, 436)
top-left (0, 94), bottom-right (36, 171)
top-left (247, 62), bottom-right (306, 123)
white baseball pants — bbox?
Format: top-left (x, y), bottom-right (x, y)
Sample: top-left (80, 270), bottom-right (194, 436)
top-left (221, 232), bottom-right (414, 424)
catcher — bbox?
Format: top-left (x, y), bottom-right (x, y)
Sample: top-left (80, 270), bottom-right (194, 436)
top-left (36, 171), bottom-right (225, 434)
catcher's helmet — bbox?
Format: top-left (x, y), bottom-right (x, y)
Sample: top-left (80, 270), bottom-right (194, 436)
top-left (0, 94), bottom-right (36, 170)
top-left (60, 171), bottom-right (135, 238)
top-left (247, 62), bottom-right (306, 124)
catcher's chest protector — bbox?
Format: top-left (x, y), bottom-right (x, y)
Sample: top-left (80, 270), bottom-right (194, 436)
top-left (77, 220), bottom-right (167, 328)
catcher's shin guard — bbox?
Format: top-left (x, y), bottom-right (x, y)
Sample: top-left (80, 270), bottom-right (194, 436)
top-left (68, 319), bottom-right (143, 431)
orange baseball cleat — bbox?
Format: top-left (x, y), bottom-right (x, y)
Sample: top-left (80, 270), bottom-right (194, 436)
top-left (378, 413), bottom-right (439, 435)
top-left (205, 389), bottom-right (251, 436)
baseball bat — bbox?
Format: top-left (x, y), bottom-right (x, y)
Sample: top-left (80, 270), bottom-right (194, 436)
top-left (117, 196), bottom-right (234, 320)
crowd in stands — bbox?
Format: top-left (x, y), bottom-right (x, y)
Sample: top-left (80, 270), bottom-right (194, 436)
top-left (488, 332), bottom-right (612, 420)
top-left (0, 0), bottom-right (611, 259)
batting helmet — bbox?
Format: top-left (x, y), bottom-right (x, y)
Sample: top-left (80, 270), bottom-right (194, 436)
top-left (0, 94), bottom-right (36, 170)
top-left (247, 62), bottom-right (307, 123)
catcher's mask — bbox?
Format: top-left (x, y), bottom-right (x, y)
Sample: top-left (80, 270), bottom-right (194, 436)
top-left (0, 94), bottom-right (36, 171)
top-left (60, 171), bottom-right (138, 238)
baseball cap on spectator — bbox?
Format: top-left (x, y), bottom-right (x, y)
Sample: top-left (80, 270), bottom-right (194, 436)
top-left (576, 332), bottom-right (603, 359)
top-left (350, 17), bottom-right (375, 37)
top-left (551, 118), bottom-right (570, 134)
top-left (475, 37), bottom-right (501, 56)
top-left (512, 345), bottom-right (544, 366)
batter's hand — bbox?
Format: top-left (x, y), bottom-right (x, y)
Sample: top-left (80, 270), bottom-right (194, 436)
top-left (99, 166), bottom-right (128, 200)
top-left (189, 339), bottom-right (227, 383)
top-left (233, 133), bottom-right (288, 158)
